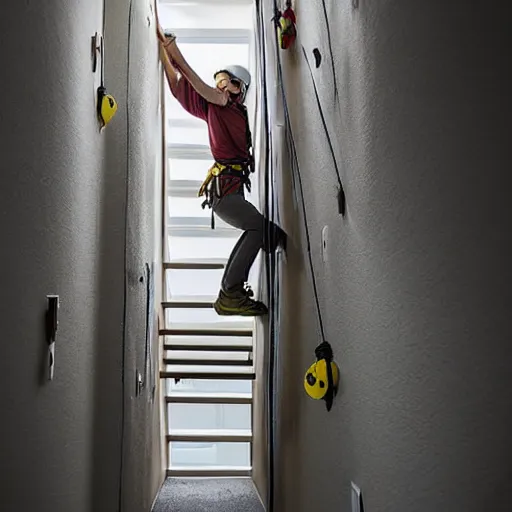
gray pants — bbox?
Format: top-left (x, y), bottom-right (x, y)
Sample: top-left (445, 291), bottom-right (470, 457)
top-left (213, 191), bottom-right (285, 291)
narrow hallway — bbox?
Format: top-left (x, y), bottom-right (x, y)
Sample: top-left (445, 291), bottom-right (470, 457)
top-left (1, 0), bottom-right (510, 511)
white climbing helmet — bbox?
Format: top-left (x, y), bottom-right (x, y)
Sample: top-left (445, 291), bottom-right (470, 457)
top-left (214, 65), bottom-right (252, 102)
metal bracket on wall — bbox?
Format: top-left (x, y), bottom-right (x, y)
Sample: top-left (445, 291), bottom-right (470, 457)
top-left (46, 295), bottom-right (59, 381)
top-left (136, 370), bottom-right (144, 396)
top-left (91, 32), bottom-right (102, 73)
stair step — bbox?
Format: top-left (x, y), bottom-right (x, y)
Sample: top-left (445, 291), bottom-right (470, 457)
top-left (164, 259), bottom-right (228, 270)
top-left (160, 370), bottom-right (256, 380)
top-left (160, 328), bottom-right (253, 337)
top-left (169, 225), bottom-right (240, 238)
top-left (164, 335), bottom-right (252, 347)
top-left (162, 297), bottom-right (216, 309)
top-left (164, 343), bottom-right (253, 352)
top-left (166, 393), bottom-right (252, 404)
top-left (166, 429), bottom-right (252, 443)
top-left (165, 349), bottom-right (252, 358)
top-left (163, 358), bottom-right (253, 366)
top-left (164, 364), bottom-right (254, 373)
top-left (166, 467), bottom-right (252, 478)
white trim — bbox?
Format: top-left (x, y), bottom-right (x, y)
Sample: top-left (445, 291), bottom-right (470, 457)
top-left (167, 28), bottom-right (251, 44)
top-left (160, 0), bottom-right (254, 5)
top-left (166, 468), bottom-right (252, 478)
top-left (167, 430), bottom-right (252, 443)
top-left (166, 393), bottom-right (252, 404)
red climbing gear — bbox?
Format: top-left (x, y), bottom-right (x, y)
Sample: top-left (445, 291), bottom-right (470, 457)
top-left (274, 0), bottom-right (297, 50)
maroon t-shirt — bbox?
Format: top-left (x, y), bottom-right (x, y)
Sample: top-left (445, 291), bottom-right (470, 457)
top-left (173, 77), bottom-right (249, 162)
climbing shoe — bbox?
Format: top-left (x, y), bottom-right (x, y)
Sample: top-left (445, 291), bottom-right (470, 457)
top-left (214, 286), bottom-right (268, 316)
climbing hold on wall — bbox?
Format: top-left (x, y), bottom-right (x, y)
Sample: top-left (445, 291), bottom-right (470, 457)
top-left (313, 48), bottom-right (322, 68)
top-left (304, 341), bottom-right (339, 412)
top-left (274, 1), bottom-right (297, 50)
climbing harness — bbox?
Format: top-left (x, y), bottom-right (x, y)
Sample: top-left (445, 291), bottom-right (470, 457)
top-left (273, 0), bottom-right (297, 50)
top-left (96, 33), bottom-right (118, 128)
top-left (198, 160), bottom-right (252, 228)
top-left (198, 102), bottom-right (255, 228)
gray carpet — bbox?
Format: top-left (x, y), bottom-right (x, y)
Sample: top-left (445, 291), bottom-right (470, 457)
top-left (152, 478), bottom-right (265, 512)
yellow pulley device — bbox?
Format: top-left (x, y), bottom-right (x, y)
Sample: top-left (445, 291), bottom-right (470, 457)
top-left (304, 341), bottom-right (340, 411)
top-left (96, 35), bottom-right (117, 128)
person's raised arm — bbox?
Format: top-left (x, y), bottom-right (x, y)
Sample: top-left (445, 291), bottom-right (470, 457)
top-left (159, 42), bottom-right (179, 96)
top-left (162, 38), bottom-right (229, 107)
top-left (154, 3), bottom-right (228, 106)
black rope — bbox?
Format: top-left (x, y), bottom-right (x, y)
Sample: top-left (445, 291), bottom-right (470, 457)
top-left (254, 2), bottom-right (274, 511)
top-left (118, 0), bottom-right (133, 509)
top-left (258, 1), bottom-right (346, 507)
top-left (300, 44), bottom-right (346, 215)
top-left (320, 0), bottom-right (339, 101)
top-left (273, 17), bottom-right (328, 346)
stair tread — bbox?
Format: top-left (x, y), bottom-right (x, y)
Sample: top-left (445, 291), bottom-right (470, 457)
top-left (160, 370), bottom-right (255, 380)
top-left (166, 467), bottom-right (252, 477)
top-left (168, 429), bottom-right (252, 436)
top-left (166, 392), bottom-right (252, 402)
top-left (164, 336), bottom-right (252, 345)
top-left (166, 430), bottom-right (253, 442)
top-left (164, 350), bottom-right (251, 359)
top-left (164, 258), bottom-right (228, 270)
top-left (163, 358), bottom-right (252, 366)
top-left (164, 344), bottom-right (253, 352)
top-left (162, 296), bottom-right (216, 308)
top-left (161, 328), bottom-right (253, 337)
top-left (164, 295), bottom-right (217, 303)
top-left (163, 365), bottom-right (254, 373)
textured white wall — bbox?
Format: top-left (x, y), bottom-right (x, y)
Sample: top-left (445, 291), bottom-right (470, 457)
top-left (271, 0), bottom-right (512, 511)
top-left (0, 0), bottom-right (163, 510)
top-left (0, 1), bottom-right (106, 510)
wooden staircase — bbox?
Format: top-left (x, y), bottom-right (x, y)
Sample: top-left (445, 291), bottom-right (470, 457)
top-left (160, 259), bottom-right (255, 478)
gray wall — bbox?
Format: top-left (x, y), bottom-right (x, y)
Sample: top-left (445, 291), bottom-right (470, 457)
top-left (270, 0), bottom-right (512, 511)
top-left (0, 0), bottom-right (163, 510)
top-left (0, 1), bottom-right (105, 510)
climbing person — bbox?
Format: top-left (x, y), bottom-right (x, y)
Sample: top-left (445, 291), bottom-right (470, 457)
top-left (156, 24), bottom-right (286, 317)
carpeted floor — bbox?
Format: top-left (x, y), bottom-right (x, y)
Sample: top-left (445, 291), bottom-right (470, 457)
top-left (152, 478), bottom-right (265, 512)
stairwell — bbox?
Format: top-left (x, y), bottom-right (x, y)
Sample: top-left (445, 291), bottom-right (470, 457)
top-left (150, 2), bottom-right (267, 509)
top-left (153, 259), bottom-right (264, 509)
